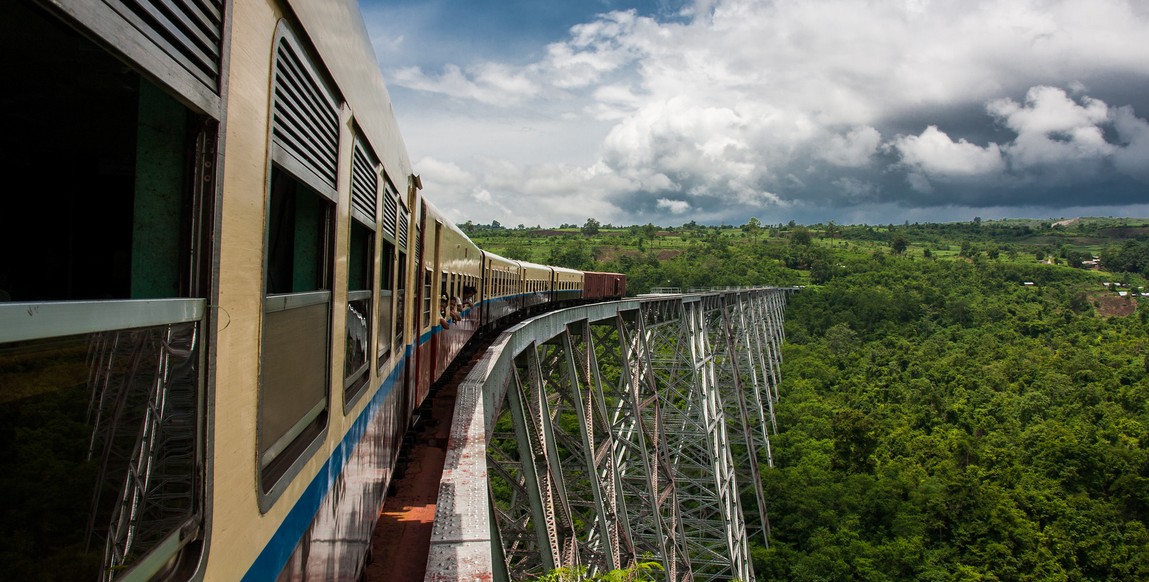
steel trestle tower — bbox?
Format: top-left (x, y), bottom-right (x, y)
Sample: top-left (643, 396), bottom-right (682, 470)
top-left (428, 287), bottom-right (795, 581)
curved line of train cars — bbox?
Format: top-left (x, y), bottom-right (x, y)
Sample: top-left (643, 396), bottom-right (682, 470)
top-left (0, 1), bottom-right (624, 580)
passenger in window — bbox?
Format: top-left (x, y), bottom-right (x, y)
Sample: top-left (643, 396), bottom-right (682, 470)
top-left (439, 295), bottom-right (451, 329)
top-left (450, 295), bottom-right (463, 321)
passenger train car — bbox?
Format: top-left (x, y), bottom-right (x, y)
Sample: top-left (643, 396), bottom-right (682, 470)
top-left (0, 1), bottom-right (625, 580)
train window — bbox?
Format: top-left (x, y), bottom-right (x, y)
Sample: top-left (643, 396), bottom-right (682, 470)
top-left (260, 166), bottom-right (334, 495)
top-left (440, 275), bottom-right (449, 314)
top-left (345, 135), bottom-right (377, 407)
top-left (393, 251), bottom-right (407, 352)
top-left (0, 31), bottom-right (207, 301)
top-left (394, 202), bottom-right (410, 353)
top-left (377, 240), bottom-right (395, 367)
top-left (344, 219), bottom-right (372, 405)
top-left (259, 22), bottom-right (341, 500)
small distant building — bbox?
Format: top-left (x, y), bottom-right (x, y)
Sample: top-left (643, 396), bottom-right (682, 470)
top-left (1023, 282), bottom-right (1035, 286)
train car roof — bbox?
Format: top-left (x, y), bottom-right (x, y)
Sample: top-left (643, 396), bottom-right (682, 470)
top-left (420, 195), bottom-right (477, 243)
top-left (516, 260), bottom-right (553, 271)
top-left (289, 0), bottom-right (479, 256)
top-left (481, 250), bottom-right (518, 267)
top-left (288, 0), bottom-right (412, 187)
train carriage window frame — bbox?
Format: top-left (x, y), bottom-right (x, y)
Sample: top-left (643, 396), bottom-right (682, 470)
top-left (377, 177), bottom-right (400, 371)
top-left (258, 22), bottom-right (342, 509)
top-left (393, 200), bottom-right (410, 357)
top-left (0, 4), bottom-right (219, 577)
top-left (344, 131), bottom-right (378, 411)
top-left (422, 267), bottom-right (433, 329)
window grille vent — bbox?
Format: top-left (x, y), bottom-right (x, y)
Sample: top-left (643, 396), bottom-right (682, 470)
top-left (351, 137), bottom-right (378, 228)
top-left (383, 183), bottom-right (398, 240)
top-left (271, 34), bottom-right (339, 193)
top-left (398, 207), bottom-right (409, 251)
top-left (106, 0), bottom-right (225, 89)
top-left (414, 226), bottom-right (422, 264)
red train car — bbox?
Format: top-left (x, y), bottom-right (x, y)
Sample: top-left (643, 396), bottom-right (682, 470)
top-left (583, 271), bottom-right (627, 300)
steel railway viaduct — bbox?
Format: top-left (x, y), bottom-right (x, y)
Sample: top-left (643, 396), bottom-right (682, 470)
top-left (419, 287), bottom-right (796, 581)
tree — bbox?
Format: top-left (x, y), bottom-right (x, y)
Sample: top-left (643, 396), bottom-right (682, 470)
top-left (890, 234), bottom-right (909, 254)
top-left (960, 240), bottom-right (976, 258)
top-left (581, 218), bottom-right (601, 237)
top-left (825, 220), bottom-right (839, 240)
top-left (742, 217), bottom-right (763, 240)
top-left (502, 241), bottom-right (532, 261)
top-left (549, 239), bottom-right (594, 270)
top-left (642, 223), bottom-right (658, 247)
top-left (791, 227), bottom-right (812, 246)
top-left (824, 322), bottom-right (857, 356)
top-left (539, 562), bottom-right (664, 581)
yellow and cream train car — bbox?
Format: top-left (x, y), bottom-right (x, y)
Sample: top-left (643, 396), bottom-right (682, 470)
top-left (0, 0), bottom-right (625, 580)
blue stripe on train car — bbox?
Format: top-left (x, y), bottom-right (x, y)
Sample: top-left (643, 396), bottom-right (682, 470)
top-left (242, 345), bottom-right (412, 581)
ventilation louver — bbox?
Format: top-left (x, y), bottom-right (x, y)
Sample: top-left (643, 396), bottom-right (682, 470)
top-left (271, 31), bottom-right (339, 198)
top-left (351, 136), bottom-right (378, 228)
top-left (105, 0), bottom-right (225, 89)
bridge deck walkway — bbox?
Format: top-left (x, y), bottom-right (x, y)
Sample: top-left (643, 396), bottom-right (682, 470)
top-left (363, 379), bottom-right (458, 581)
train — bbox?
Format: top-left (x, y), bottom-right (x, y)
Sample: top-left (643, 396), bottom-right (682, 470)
top-left (0, 0), bottom-right (625, 580)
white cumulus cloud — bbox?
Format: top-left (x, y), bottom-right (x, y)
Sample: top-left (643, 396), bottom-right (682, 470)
top-left (376, 0), bottom-right (1149, 225)
top-left (657, 198), bottom-right (692, 214)
top-left (893, 126), bottom-right (1006, 179)
top-left (820, 127), bottom-right (882, 168)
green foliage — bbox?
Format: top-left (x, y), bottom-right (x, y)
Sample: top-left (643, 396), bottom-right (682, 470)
top-left (537, 561), bottom-right (665, 581)
top-left (582, 217), bottom-right (601, 237)
top-left (791, 227), bottom-right (813, 246)
top-left (766, 250), bottom-right (1149, 580)
top-left (1102, 239), bottom-right (1149, 276)
top-left (889, 234), bottom-right (909, 255)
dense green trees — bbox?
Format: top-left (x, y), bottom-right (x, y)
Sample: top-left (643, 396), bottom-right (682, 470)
top-left (1101, 240), bottom-right (1149, 276)
top-left (764, 253), bottom-right (1149, 580)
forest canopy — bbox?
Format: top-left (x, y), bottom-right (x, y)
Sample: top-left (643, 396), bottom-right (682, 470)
top-left (468, 217), bottom-right (1149, 579)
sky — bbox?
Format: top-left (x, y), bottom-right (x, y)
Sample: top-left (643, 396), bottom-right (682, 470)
top-left (359, 0), bottom-right (1149, 227)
